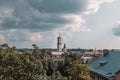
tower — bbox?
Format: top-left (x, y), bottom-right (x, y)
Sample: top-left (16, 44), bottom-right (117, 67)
top-left (63, 43), bottom-right (67, 53)
top-left (57, 35), bottom-right (62, 51)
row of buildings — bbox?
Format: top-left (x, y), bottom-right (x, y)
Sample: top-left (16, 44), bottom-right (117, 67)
top-left (1, 32), bottom-right (120, 80)
top-left (52, 35), bottom-right (120, 80)
top-left (1, 35), bottom-right (119, 80)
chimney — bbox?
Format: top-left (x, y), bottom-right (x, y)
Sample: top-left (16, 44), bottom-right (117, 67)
top-left (100, 61), bottom-right (108, 66)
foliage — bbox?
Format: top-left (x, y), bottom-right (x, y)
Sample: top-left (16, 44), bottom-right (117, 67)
top-left (0, 44), bottom-right (90, 80)
top-left (61, 53), bottom-right (91, 80)
top-left (0, 46), bottom-right (44, 80)
top-left (66, 59), bottom-right (90, 80)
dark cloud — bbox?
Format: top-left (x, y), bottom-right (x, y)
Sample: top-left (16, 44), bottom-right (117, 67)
top-left (0, 0), bottom-right (87, 32)
top-left (0, 0), bottom-right (114, 48)
top-left (27, 0), bottom-right (86, 14)
top-left (113, 24), bottom-right (120, 36)
top-left (1, 30), bottom-right (30, 42)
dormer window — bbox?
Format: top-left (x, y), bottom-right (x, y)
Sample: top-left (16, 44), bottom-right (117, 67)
top-left (100, 61), bottom-right (108, 66)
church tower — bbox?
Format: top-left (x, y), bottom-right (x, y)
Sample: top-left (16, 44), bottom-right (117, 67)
top-left (63, 43), bottom-right (67, 53)
top-left (57, 35), bottom-right (62, 51)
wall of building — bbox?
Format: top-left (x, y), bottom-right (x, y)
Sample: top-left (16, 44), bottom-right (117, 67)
top-left (90, 71), bottom-right (109, 80)
top-left (112, 72), bottom-right (120, 80)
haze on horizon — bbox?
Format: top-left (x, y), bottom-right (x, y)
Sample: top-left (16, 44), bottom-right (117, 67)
top-left (0, 0), bottom-right (120, 49)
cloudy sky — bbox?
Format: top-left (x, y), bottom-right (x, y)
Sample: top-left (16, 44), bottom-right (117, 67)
top-left (0, 0), bottom-right (120, 49)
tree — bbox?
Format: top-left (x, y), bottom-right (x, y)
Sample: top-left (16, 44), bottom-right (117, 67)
top-left (65, 59), bottom-right (90, 80)
top-left (0, 44), bottom-right (90, 80)
top-left (60, 53), bottom-right (90, 80)
top-left (32, 44), bottom-right (40, 56)
top-left (0, 45), bottom-right (45, 80)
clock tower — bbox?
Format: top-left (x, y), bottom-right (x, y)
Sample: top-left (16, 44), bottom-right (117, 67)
top-left (57, 35), bottom-right (62, 51)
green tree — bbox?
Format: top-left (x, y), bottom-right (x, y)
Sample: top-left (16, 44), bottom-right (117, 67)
top-left (66, 59), bottom-right (90, 80)
top-left (0, 45), bottom-right (45, 80)
top-left (0, 44), bottom-right (90, 80)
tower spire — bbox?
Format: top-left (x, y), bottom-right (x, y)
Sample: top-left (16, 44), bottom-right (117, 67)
top-left (63, 43), bottom-right (67, 53)
top-left (63, 43), bottom-right (66, 48)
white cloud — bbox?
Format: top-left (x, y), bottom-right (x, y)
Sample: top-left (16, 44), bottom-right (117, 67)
top-left (62, 14), bottom-right (87, 32)
top-left (0, 34), bottom-right (6, 43)
top-left (84, 0), bottom-right (113, 15)
top-left (116, 20), bottom-right (120, 25)
top-left (30, 32), bottom-right (43, 41)
top-left (50, 0), bottom-right (113, 33)
top-left (9, 29), bottom-right (17, 32)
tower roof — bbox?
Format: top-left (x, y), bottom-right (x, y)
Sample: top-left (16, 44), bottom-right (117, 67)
top-left (63, 43), bottom-right (66, 48)
top-left (57, 35), bottom-right (62, 39)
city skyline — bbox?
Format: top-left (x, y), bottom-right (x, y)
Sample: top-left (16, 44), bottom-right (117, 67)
top-left (0, 0), bottom-right (120, 49)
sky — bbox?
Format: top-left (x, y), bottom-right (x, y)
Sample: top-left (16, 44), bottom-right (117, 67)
top-left (0, 0), bottom-right (120, 49)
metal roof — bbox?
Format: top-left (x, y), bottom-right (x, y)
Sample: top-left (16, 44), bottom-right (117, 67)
top-left (88, 51), bottom-right (120, 79)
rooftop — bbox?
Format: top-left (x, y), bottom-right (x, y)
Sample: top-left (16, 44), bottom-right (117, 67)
top-left (88, 51), bottom-right (120, 79)
top-left (51, 51), bottom-right (64, 55)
